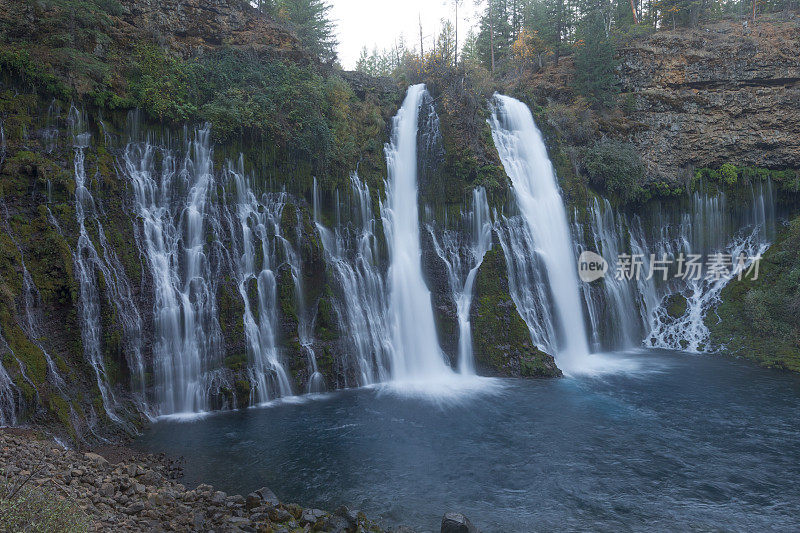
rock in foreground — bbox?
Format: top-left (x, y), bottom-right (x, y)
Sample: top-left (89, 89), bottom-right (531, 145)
top-left (0, 429), bottom-right (384, 532)
top-left (441, 512), bottom-right (479, 533)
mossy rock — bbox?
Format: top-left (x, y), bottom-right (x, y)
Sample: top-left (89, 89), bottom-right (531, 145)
top-left (707, 216), bottom-right (800, 372)
top-left (665, 293), bottom-right (688, 320)
top-left (470, 246), bottom-right (561, 378)
top-left (224, 352), bottom-right (248, 372)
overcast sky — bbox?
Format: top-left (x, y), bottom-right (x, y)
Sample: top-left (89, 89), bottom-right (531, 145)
top-left (330, 0), bottom-right (482, 69)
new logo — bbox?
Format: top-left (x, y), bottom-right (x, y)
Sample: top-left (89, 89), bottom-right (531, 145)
top-left (578, 251), bottom-right (607, 282)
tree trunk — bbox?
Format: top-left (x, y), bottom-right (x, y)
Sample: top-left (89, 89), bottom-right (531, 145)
top-left (454, 1), bottom-right (458, 68)
top-left (419, 14), bottom-right (424, 59)
top-left (489, 0), bottom-right (496, 73)
top-left (629, 0), bottom-right (639, 24)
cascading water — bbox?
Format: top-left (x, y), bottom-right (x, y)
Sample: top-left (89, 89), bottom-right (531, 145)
top-left (0, 199), bottom-right (67, 393)
top-left (489, 95), bottom-right (592, 373)
top-left (69, 108), bottom-right (149, 420)
top-left (0, 334), bottom-right (19, 427)
top-left (380, 84), bottom-right (452, 380)
top-left (125, 126), bottom-right (226, 415)
top-left (428, 188), bottom-right (493, 374)
top-left (282, 188), bottom-right (324, 394)
top-left (69, 111), bottom-right (125, 423)
top-left (225, 161), bottom-right (292, 403)
top-left (578, 181), bottom-right (777, 353)
top-left (314, 174), bottom-right (393, 386)
top-left (581, 198), bottom-right (653, 349)
top-left (644, 183), bottom-right (776, 352)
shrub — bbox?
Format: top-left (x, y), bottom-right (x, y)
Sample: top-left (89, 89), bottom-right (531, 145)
top-left (719, 163), bottom-right (738, 185)
top-left (582, 140), bottom-right (645, 203)
top-left (0, 476), bottom-right (90, 532)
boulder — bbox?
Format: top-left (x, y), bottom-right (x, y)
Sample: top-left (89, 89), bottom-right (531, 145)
top-left (83, 452), bottom-right (109, 468)
top-left (99, 482), bottom-right (115, 497)
top-left (441, 512), bottom-right (478, 533)
top-left (300, 508), bottom-right (327, 524)
top-left (246, 492), bottom-right (262, 510)
top-left (255, 486), bottom-right (279, 506)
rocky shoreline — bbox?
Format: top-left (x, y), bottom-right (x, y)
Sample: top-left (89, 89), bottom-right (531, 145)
top-left (0, 429), bottom-right (413, 532)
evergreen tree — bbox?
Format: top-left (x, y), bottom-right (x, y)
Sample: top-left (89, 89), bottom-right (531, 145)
top-left (275, 0), bottom-right (337, 62)
top-left (572, 10), bottom-right (618, 107)
top-left (475, 0), bottom-right (514, 70)
top-left (460, 28), bottom-right (481, 64)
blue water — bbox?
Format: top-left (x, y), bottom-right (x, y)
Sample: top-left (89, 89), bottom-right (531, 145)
top-left (135, 350), bottom-right (800, 532)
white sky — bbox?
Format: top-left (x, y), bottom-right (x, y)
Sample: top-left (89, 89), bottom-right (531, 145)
top-left (329, 0), bottom-right (482, 69)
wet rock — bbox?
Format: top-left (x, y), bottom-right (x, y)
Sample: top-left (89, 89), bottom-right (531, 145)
top-left (334, 505), bottom-right (359, 527)
top-left (125, 502), bottom-right (145, 515)
top-left (0, 432), bottom-right (386, 532)
top-left (300, 507), bottom-right (327, 524)
top-left (255, 486), bottom-right (279, 506)
top-left (268, 507), bottom-right (292, 522)
top-left (441, 512), bottom-right (478, 533)
top-left (246, 492), bottom-right (261, 510)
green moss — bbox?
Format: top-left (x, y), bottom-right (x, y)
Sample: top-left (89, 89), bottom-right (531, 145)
top-left (665, 293), bottom-right (688, 319)
top-left (695, 165), bottom-right (800, 194)
top-left (471, 247), bottom-right (561, 377)
top-left (234, 379), bottom-right (250, 401)
top-left (277, 268), bottom-right (299, 326)
top-left (45, 393), bottom-right (73, 434)
top-left (217, 282), bottom-right (245, 343)
top-left (0, 308), bottom-right (47, 385)
top-left (708, 217), bottom-right (800, 372)
top-left (719, 163), bottom-right (738, 185)
top-left (224, 352), bottom-right (248, 372)
top-left (315, 295), bottom-right (338, 341)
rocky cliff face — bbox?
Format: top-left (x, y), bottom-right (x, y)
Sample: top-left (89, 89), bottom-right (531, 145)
top-left (618, 18), bottom-right (800, 182)
top-left (2, 1), bottom-right (800, 442)
top-left (117, 0), bottom-right (307, 60)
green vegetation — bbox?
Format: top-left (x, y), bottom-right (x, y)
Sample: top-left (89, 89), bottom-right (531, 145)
top-left (572, 11), bottom-right (619, 107)
top-left (582, 140), bottom-right (646, 204)
top-left (254, 0), bottom-right (337, 62)
top-left (708, 217), bottom-right (800, 372)
top-left (0, 0), bottom-right (398, 195)
top-left (665, 293), bottom-right (688, 319)
top-left (695, 165), bottom-right (800, 193)
top-left (0, 475), bottom-right (90, 533)
top-left (472, 248), bottom-right (561, 377)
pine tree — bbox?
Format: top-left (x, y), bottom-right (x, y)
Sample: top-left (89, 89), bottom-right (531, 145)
top-left (572, 9), bottom-right (619, 107)
top-left (275, 0), bottom-right (338, 62)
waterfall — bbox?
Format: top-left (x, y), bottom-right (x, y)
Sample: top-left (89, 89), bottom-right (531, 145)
top-left (380, 84), bottom-right (452, 380)
top-left (643, 183), bottom-right (776, 352)
top-left (225, 162), bottom-right (292, 403)
top-left (281, 190), bottom-right (324, 394)
top-left (314, 174), bottom-right (393, 386)
top-left (489, 95), bottom-right (592, 373)
top-left (583, 198), bottom-right (652, 349)
top-left (69, 111), bottom-right (148, 420)
top-left (0, 334), bottom-right (19, 427)
top-left (0, 120), bottom-right (5, 165)
top-left (0, 198), bottom-right (67, 393)
top-left (124, 126), bottom-right (226, 415)
top-left (70, 118), bottom-right (124, 423)
top-left (428, 188), bottom-right (493, 374)
top-left (578, 181), bottom-right (777, 353)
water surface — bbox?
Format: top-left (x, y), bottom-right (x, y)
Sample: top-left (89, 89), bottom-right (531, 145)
top-left (136, 350), bottom-right (800, 532)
